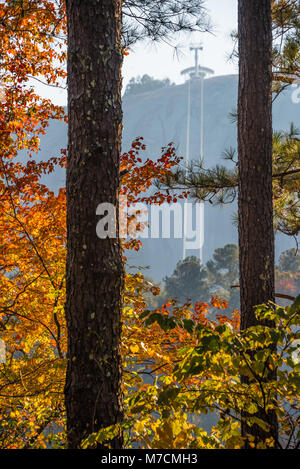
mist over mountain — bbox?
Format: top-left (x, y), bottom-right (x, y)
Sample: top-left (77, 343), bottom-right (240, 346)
top-left (20, 74), bottom-right (299, 280)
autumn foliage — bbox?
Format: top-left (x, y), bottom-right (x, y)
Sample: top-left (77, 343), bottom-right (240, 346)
top-left (0, 0), bottom-right (299, 450)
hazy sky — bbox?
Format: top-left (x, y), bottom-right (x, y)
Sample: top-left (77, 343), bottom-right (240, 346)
top-left (33, 0), bottom-right (238, 106)
top-left (123, 0), bottom-right (238, 86)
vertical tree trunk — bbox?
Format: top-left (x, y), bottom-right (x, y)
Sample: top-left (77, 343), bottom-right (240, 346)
top-left (65, 0), bottom-right (124, 449)
top-left (238, 0), bottom-right (278, 447)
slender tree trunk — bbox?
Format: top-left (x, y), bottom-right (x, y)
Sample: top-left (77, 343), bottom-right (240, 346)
top-left (238, 0), bottom-right (278, 447)
top-left (65, 0), bottom-right (124, 449)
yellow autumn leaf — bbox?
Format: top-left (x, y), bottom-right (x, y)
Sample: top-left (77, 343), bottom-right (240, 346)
top-left (130, 344), bottom-right (139, 354)
top-left (134, 420), bottom-right (145, 435)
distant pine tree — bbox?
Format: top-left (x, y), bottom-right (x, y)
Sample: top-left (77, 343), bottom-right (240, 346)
top-left (276, 248), bottom-right (300, 301)
top-left (206, 244), bottom-right (239, 310)
top-left (277, 248), bottom-right (300, 274)
top-left (163, 245), bottom-right (240, 312)
top-left (164, 256), bottom-right (209, 305)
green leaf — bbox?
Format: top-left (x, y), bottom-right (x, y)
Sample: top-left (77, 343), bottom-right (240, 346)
top-left (201, 334), bottom-right (220, 353)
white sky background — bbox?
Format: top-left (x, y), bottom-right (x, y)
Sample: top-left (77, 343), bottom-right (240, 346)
top-left (32, 0), bottom-right (238, 106)
top-left (122, 0), bottom-right (238, 87)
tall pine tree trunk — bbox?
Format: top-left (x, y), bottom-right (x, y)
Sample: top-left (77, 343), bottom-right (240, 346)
top-left (65, 0), bottom-right (124, 449)
top-left (238, 0), bottom-right (278, 447)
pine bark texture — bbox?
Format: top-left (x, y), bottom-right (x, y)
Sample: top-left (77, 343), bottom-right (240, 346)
top-left (238, 0), bottom-right (274, 329)
top-left (65, 0), bottom-right (124, 449)
top-left (238, 0), bottom-right (278, 447)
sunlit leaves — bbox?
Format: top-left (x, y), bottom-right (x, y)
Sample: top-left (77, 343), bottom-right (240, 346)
top-left (121, 296), bottom-right (300, 449)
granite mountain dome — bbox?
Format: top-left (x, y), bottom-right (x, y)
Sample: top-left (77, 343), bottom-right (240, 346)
top-left (19, 74), bottom-right (299, 280)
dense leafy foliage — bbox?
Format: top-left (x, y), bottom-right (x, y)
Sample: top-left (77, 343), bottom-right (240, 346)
top-left (0, 0), bottom-right (298, 450)
top-left (83, 296), bottom-right (300, 449)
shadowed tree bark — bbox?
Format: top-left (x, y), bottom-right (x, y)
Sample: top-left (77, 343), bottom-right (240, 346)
top-left (238, 0), bottom-right (278, 448)
top-left (65, 0), bottom-right (124, 449)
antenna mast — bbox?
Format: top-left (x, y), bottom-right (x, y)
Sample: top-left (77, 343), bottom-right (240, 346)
top-left (182, 45), bottom-right (214, 264)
